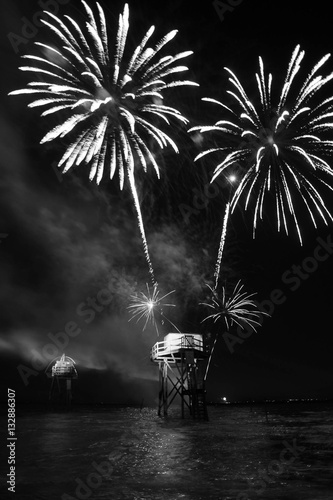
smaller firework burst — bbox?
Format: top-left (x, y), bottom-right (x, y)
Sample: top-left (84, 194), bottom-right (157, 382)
top-left (201, 281), bottom-right (264, 332)
top-left (201, 281), bottom-right (266, 381)
top-left (128, 283), bottom-right (176, 334)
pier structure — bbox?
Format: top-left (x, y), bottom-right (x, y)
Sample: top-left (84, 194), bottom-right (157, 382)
top-left (151, 333), bottom-right (208, 420)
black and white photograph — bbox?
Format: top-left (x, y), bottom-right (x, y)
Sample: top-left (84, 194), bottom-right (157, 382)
top-left (0, 1), bottom-right (333, 499)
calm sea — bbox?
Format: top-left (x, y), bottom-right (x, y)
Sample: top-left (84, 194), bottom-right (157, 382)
top-left (1, 402), bottom-right (333, 499)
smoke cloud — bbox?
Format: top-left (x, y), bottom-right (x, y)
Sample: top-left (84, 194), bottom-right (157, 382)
top-left (0, 103), bottom-right (210, 403)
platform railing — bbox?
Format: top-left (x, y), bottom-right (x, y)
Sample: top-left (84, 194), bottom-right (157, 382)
top-left (52, 366), bottom-right (77, 377)
top-left (151, 335), bottom-right (204, 361)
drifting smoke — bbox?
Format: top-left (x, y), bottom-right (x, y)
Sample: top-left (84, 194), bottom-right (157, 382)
top-left (0, 109), bottom-right (209, 402)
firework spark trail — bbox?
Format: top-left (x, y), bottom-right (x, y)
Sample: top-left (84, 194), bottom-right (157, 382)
top-left (128, 283), bottom-right (176, 335)
top-left (189, 45), bottom-right (333, 247)
top-left (9, 2), bottom-right (198, 284)
top-left (214, 201), bottom-right (230, 290)
top-left (201, 281), bottom-right (265, 380)
top-left (127, 166), bottom-right (155, 285)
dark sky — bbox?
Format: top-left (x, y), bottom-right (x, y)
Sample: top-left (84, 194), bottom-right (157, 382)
top-left (1, 0), bottom-right (333, 406)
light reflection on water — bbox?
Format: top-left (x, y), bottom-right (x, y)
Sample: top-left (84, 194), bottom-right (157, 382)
top-left (8, 403), bottom-right (333, 499)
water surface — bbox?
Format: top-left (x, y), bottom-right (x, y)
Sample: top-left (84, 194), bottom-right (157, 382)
top-left (1, 402), bottom-right (333, 499)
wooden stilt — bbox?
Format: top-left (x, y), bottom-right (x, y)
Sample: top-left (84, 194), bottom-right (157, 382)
top-left (151, 334), bottom-right (208, 420)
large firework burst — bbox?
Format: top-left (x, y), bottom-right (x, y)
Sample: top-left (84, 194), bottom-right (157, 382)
top-left (9, 1), bottom-right (198, 284)
top-left (190, 45), bottom-right (333, 249)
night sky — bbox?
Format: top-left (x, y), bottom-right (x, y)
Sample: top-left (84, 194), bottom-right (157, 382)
top-left (1, 0), bottom-right (333, 407)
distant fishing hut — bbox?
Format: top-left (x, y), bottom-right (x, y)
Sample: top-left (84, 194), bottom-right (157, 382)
top-left (47, 354), bottom-right (78, 408)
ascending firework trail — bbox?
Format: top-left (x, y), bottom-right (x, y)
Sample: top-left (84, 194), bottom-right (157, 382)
top-left (9, 1), bottom-right (198, 286)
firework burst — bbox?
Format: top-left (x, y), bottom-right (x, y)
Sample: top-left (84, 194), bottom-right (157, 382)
top-left (9, 1), bottom-right (198, 284)
top-left (201, 281), bottom-right (263, 332)
top-left (128, 283), bottom-right (176, 334)
top-left (201, 280), bottom-right (265, 381)
top-left (190, 45), bottom-right (333, 247)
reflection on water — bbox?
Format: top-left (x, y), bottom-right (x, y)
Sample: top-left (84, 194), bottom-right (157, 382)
top-left (4, 402), bottom-right (333, 499)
